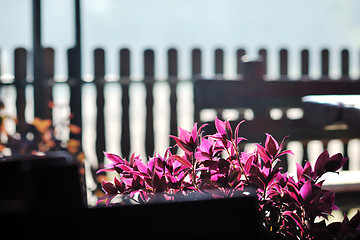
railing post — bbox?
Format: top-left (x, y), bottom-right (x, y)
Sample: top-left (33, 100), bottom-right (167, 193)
top-left (192, 48), bottom-right (202, 123)
top-left (43, 47), bottom-right (54, 120)
top-left (120, 48), bottom-right (131, 159)
top-left (341, 49), bottom-right (349, 80)
top-left (215, 48), bottom-right (224, 78)
top-left (168, 48), bottom-right (178, 149)
top-left (144, 49), bottom-right (155, 157)
top-left (32, 0), bottom-right (45, 119)
top-left (94, 48), bottom-right (106, 168)
top-left (279, 48), bottom-right (288, 80)
top-left (14, 48), bottom-right (27, 134)
top-left (321, 49), bottom-right (330, 80)
top-left (301, 49), bottom-right (310, 80)
top-left (258, 48), bottom-right (267, 75)
top-left (236, 48), bottom-right (246, 77)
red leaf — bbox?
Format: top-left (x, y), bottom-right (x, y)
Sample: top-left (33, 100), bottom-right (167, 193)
top-left (265, 133), bottom-right (278, 157)
top-left (282, 211), bottom-right (305, 232)
top-left (314, 150), bottom-right (329, 177)
top-left (114, 177), bottom-right (126, 193)
top-left (169, 155), bottom-right (192, 168)
top-left (102, 181), bottom-right (118, 195)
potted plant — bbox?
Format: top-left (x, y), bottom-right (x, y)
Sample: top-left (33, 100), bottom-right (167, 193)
top-left (0, 100), bottom-right (87, 208)
top-left (97, 118), bottom-right (360, 239)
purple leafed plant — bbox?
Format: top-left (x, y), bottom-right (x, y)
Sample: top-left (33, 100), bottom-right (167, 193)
top-left (97, 118), bottom-right (360, 239)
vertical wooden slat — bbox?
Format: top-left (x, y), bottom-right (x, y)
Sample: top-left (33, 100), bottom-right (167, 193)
top-left (301, 49), bottom-right (309, 78)
top-left (215, 48), bottom-right (224, 118)
top-left (279, 49), bottom-right (288, 78)
top-left (341, 49), bottom-right (349, 79)
top-left (343, 140), bottom-right (349, 170)
top-left (32, 0), bottom-right (45, 119)
top-left (120, 48), bottom-right (131, 159)
top-left (214, 48), bottom-right (224, 77)
top-left (191, 48), bottom-right (202, 78)
top-left (94, 48), bottom-right (106, 168)
top-left (258, 48), bottom-right (267, 75)
top-left (14, 48), bottom-right (27, 133)
top-left (144, 49), bottom-right (155, 157)
top-left (168, 48), bottom-right (178, 149)
top-left (42, 47), bottom-right (54, 120)
top-left (67, 47), bottom-right (82, 142)
top-left (321, 49), bottom-right (329, 79)
top-left (236, 49), bottom-right (246, 76)
top-left (192, 48), bottom-right (202, 123)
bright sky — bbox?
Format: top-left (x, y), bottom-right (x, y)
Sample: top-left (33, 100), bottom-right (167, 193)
top-left (1, 0), bottom-right (360, 79)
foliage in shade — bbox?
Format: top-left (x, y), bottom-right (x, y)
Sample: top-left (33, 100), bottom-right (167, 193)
top-left (98, 118), bottom-right (360, 239)
top-left (0, 100), bottom-right (85, 177)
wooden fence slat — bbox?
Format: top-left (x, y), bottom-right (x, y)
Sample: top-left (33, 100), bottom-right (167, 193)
top-left (120, 48), bottom-right (131, 159)
top-left (258, 48), bottom-right (267, 75)
top-left (94, 48), bottom-right (106, 168)
top-left (14, 48), bottom-right (27, 132)
top-left (192, 48), bottom-right (202, 77)
top-left (279, 49), bottom-right (288, 78)
top-left (215, 48), bottom-right (224, 76)
top-left (341, 49), bottom-right (349, 79)
top-left (321, 49), bottom-right (329, 78)
top-left (301, 49), bottom-right (309, 77)
top-left (42, 47), bottom-right (54, 120)
top-left (67, 47), bottom-right (83, 142)
top-left (168, 48), bottom-right (178, 149)
top-left (144, 49), bottom-right (155, 157)
top-left (236, 49), bottom-right (246, 76)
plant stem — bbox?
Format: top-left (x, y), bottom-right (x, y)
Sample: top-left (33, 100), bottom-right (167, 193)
top-left (191, 154), bottom-right (199, 190)
top-left (231, 140), bottom-right (249, 182)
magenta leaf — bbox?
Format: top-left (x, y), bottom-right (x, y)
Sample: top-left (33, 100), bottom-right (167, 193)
top-left (324, 153), bottom-right (348, 173)
top-left (300, 180), bottom-right (312, 202)
top-left (103, 151), bottom-right (126, 165)
top-left (169, 155), bottom-right (192, 168)
top-left (314, 150), bottom-right (330, 177)
top-left (265, 133), bottom-right (278, 157)
top-left (282, 211), bottom-right (305, 232)
top-left (102, 180), bottom-right (118, 195)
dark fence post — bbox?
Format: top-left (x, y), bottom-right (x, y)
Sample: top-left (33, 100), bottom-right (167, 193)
top-left (168, 48), bottom-right (178, 149)
top-left (32, 0), bottom-right (45, 119)
top-left (67, 47), bottom-right (82, 141)
top-left (43, 47), bottom-right (54, 120)
top-left (259, 48), bottom-right (267, 75)
top-left (301, 49), bottom-right (309, 79)
top-left (144, 49), bottom-right (155, 157)
top-left (120, 48), bottom-right (131, 159)
top-left (279, 48), bottom-right (288, 80)
top-left (215, 48), bottom-right (224, 77)
top-left (192, 48), bottom-right (202, 78)
top-left (14, 48), bottom-right (27, 133)
top-left (321, 49), bottom-right (329, 80)
top-left (341, 49), bottom-right (349, 80)
top-left (236, 49), bottom-right (246, 77)
top-left (192, 48), bottom-right (202, 123)
top-left (68, 0), bottom-right (82, 143)
top-left (94, 48), bottom-right (106, 168)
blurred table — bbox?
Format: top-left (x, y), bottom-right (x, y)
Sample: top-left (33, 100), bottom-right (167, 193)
top-left (302, 95), bottom-right (360, 135)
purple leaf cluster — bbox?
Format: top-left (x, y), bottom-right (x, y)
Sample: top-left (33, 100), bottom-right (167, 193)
top-left (97, 118), bottom-right (360, 239)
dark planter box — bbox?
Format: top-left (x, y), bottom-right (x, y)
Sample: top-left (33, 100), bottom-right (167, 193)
top-left (0, 154), bottom-right (270, 239)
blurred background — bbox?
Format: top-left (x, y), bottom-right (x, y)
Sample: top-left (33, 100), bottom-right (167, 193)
top-left (1, 0), bottom-right (360, 79)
